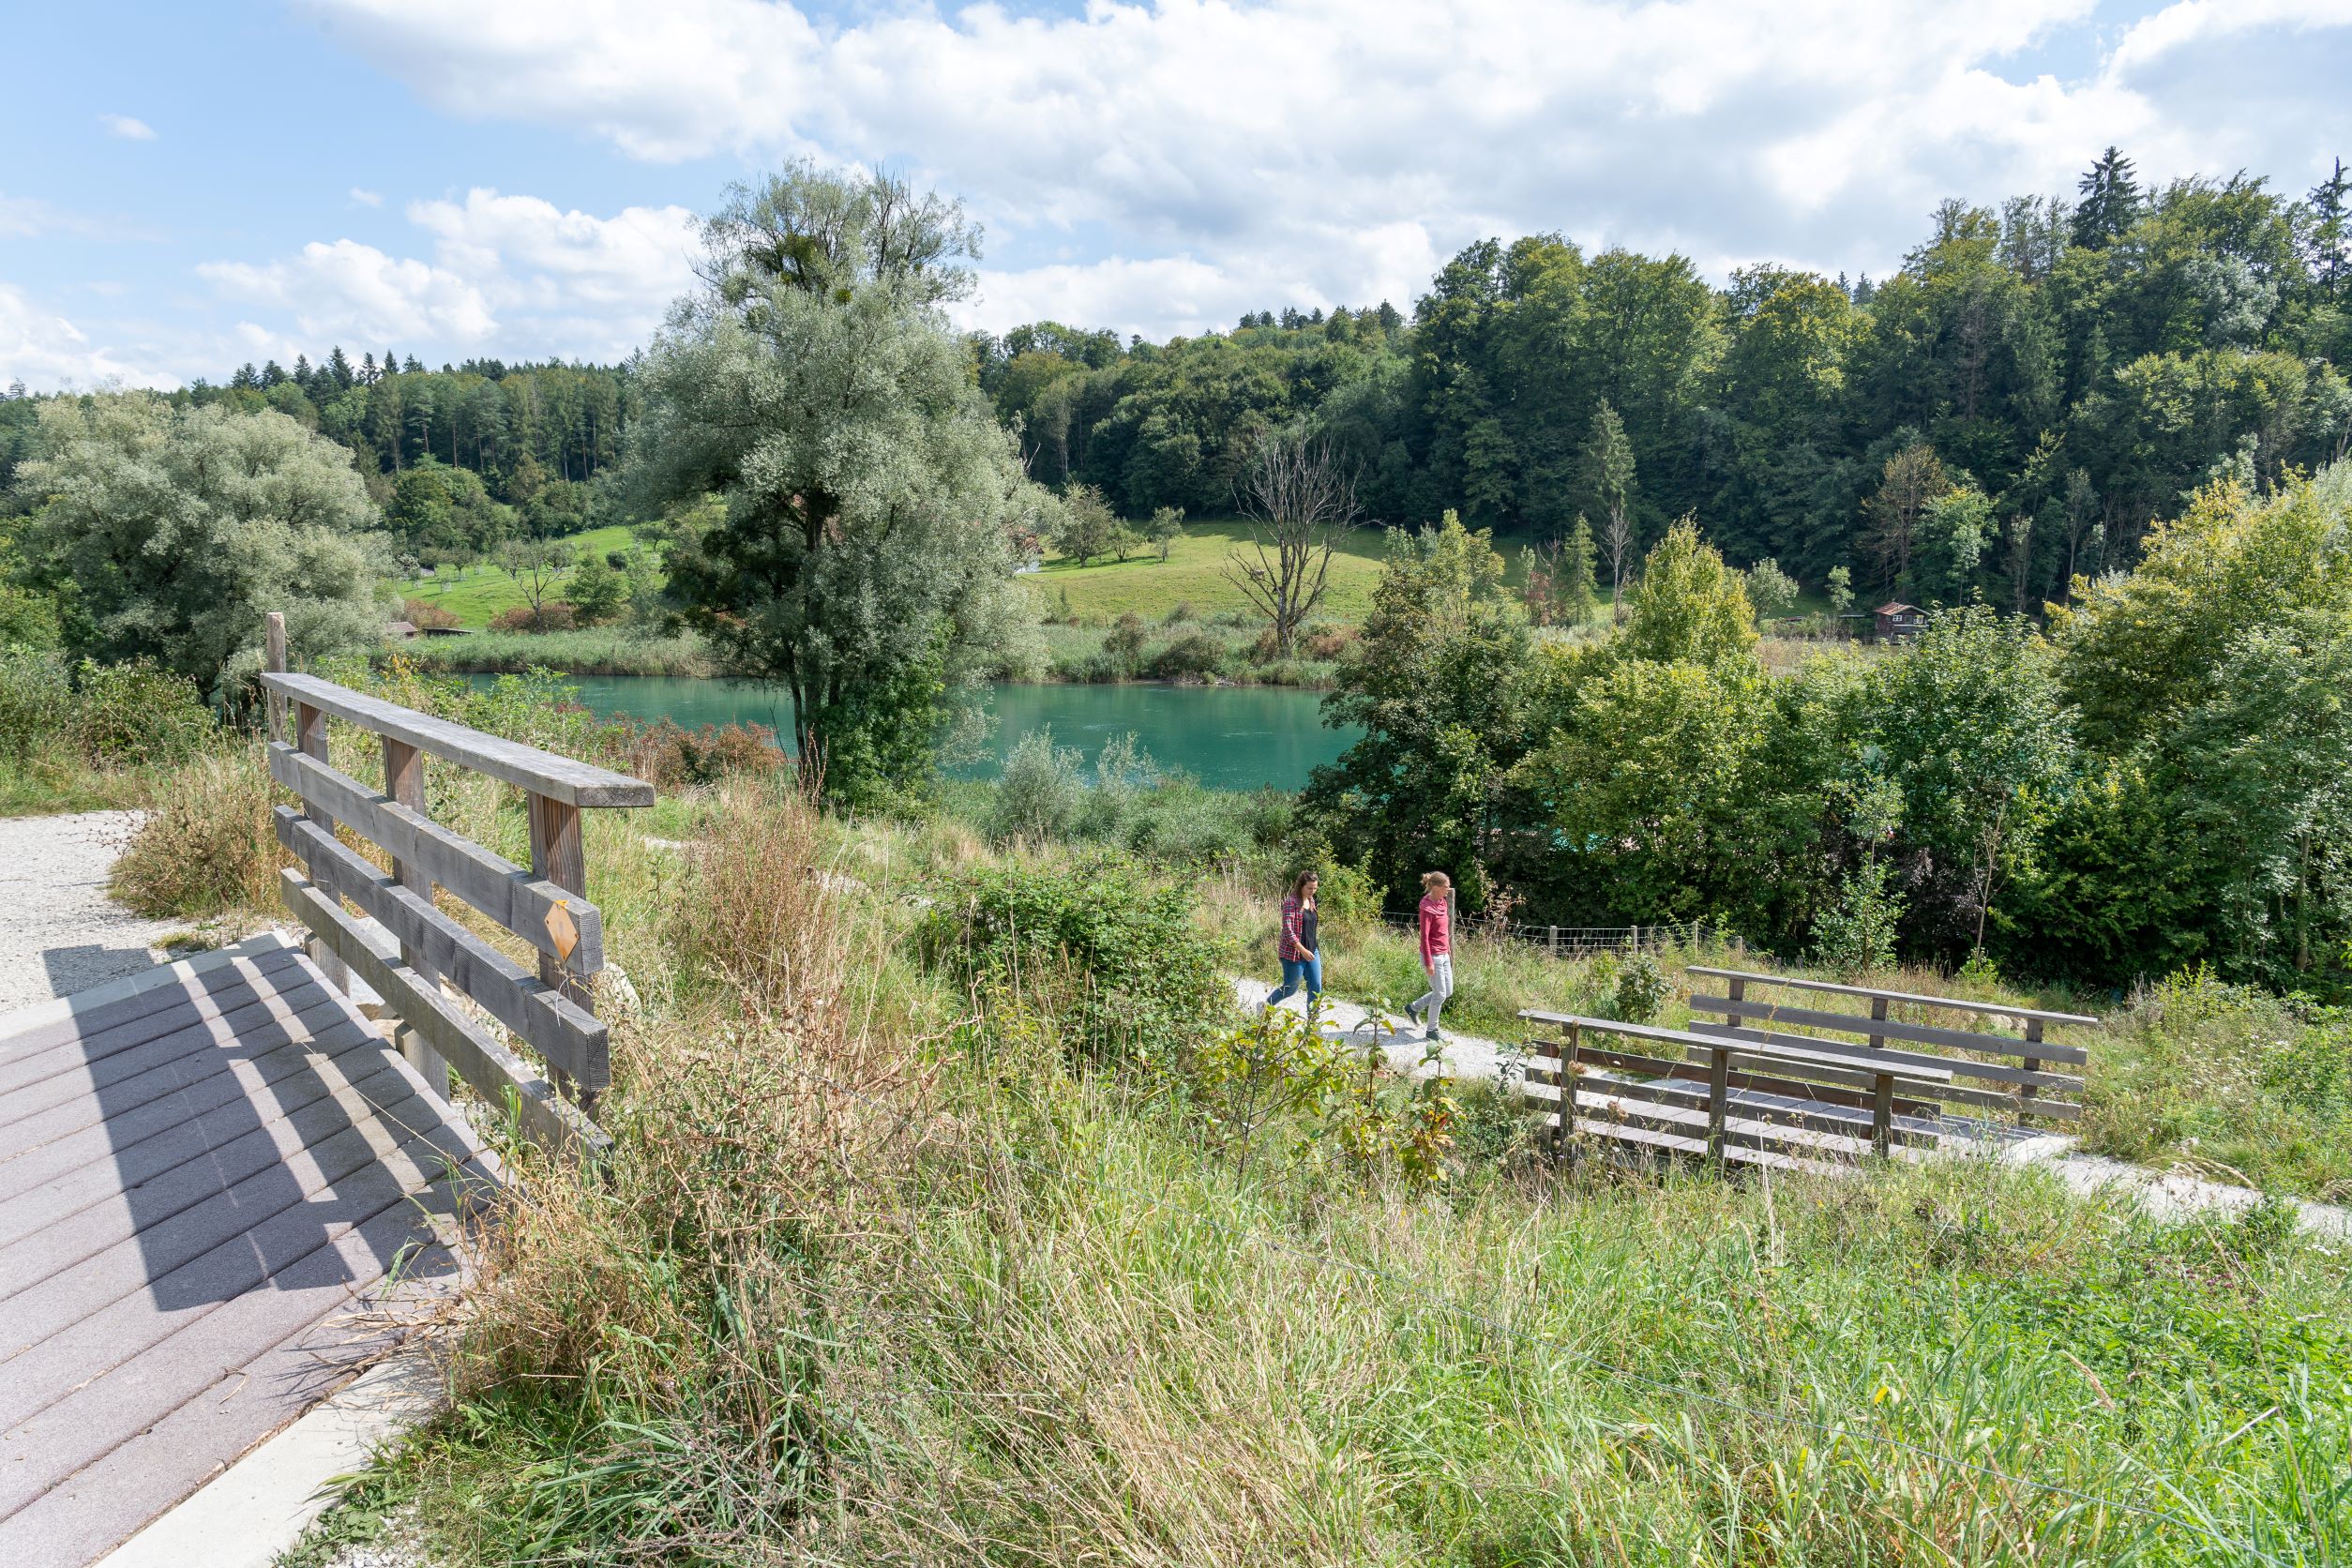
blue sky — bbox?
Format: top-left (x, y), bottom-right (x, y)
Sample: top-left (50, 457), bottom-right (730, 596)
top-left (6, 0), bottom-right (2350, 390)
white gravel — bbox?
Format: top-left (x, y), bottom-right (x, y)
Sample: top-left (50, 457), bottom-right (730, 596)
top-left (0, 810), bottom-right (184, 1012)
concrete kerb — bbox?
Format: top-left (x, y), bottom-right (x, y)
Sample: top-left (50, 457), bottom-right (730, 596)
top-left (90, 1349), bottom-right (445, 1568)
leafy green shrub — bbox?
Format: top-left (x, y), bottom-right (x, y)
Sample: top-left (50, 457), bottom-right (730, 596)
top-left (918, 853), bottom-right (1227, 1063)
top-left (71, 660), bottom-right (214, 768)
top-left (1609, 950), bottom-right (1671, 1022)
top-left (0, 647), bottom-right (71, 767)
top-left (1147, 631), bottom-right (1227, 680)
top-left (1810, 857), bottom-right (1905, 977)
top-left (987, 727), bottom-right (1086, 842)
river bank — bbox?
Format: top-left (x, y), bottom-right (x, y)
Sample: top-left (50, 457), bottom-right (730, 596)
top-left (388, 619), bottom-right (1347, 689)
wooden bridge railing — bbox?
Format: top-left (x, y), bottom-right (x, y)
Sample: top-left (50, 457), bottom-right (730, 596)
top-left (1519, 1011), bottom-right (1950, 1170)
top-left (260, 626), bottom-right (653, 1153)
top-left (1683, 967), bottom-right (2098, 1124)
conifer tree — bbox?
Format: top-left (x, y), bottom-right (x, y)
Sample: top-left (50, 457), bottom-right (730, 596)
top-left (2309, 158), bottom-right (2350, 297)
top-left (1562, 513), bottom-right (1599, 625)
top-left (2072, 146), bottom-right (2143, 249)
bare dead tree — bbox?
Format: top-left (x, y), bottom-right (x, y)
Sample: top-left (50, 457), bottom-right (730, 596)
top-left (1225, 435), bottom-right (1361, 656)
top-left (1604, 507), bottom-right (1635, 625)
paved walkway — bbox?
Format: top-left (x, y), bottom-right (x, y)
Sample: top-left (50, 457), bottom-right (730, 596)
top-left (0, 935), bottom-right (492, 1566)
top-left (1235, 979), bottom-right (2352, 1241)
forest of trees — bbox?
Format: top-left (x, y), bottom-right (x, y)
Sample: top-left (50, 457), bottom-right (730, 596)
top-left (155, 353), bottom-right (635, 561)
top-left (977, 151), bottom-right (2352, 608)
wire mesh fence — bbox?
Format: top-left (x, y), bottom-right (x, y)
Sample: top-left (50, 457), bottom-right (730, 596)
top-left (1374, 912), bottom-right (1753, 960)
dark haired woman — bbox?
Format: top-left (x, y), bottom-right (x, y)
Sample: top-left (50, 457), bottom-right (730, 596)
top-left (1266, 869), bottom-right (1321, 1009)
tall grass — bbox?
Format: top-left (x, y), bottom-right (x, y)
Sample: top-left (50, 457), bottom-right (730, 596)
top-left (308, 797), bottom-right (2351, 1567)
top-left (387, 626), bottom-right (714, 678)
top-left (108, 742), bottom-right (283, 918)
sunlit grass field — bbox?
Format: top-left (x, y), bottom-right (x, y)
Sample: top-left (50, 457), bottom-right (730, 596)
top-left (397, 523), bottom-right (648, 627)
top-left (1024, 517), bottom-right (1410, 624)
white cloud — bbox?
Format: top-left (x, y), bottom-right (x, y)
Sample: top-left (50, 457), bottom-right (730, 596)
top-left (0, 283), bottom-right (178, 388)
top-left (297, 0), bottom-right (2352, 340)
top-left (98, 113), bottom-right (156, 141)
top-left (350, 187), bottom-right (384, 207)
top-left (199, 239), bottom-right (499, 347)
top-left (191, 190), bottom-right (698, 364)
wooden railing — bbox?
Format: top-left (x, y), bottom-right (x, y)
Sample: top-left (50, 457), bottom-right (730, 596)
top-left (1519, 1011), bottom-right (1949, 1170)
top-left (261, 626), bottom-right (653, 1153)
top-left (1683, 967), bottom-right (2098, 1124)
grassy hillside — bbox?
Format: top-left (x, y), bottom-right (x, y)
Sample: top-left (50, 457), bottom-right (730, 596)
top-left (1026, 517), bottom-right (1407, 624)
top-left (398, 523), bottom-right (648, 628)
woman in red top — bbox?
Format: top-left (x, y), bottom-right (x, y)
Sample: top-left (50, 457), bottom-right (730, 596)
top-left (1406, 870), bottom-right (1453, 1040)
top-left (1265, 869), bottom-right (1321, 1009)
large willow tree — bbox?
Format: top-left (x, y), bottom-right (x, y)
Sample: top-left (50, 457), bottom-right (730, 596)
top-left (632, 163), bottom-right (1051, 802)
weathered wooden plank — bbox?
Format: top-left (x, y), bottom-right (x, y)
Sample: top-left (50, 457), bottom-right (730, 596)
top-left (275, 810), bottom-right (607, 1089)
top-left (1677, 1026), bottom-right (1955, 1083)
top-left (269, 744), bottom-right (604, 973)
top-left (0, 953), bottom-right (310, 1092)
top-left (1685, 1019), bottom-right (2086, 1092)
top-left (1571, 1074), bottom-right (1937, 1148)
top-left (282, 872), bottom-right (606, 1154)
top-left (526, 792), bottom-right (596, 1108)
top-left (0, 946), bottom-right (306, 1068)
top-left (1528, 1047), bottom-right (1942, 1119)
top-left (0, 1159), bottom-right (477, 1521)
top-left (0, 1056), bottom-right (415, 1267)
top-left (1569, 1097), bottom-right (1870, 1163)
top-left (261, 671), bottom-right (654, 807)
top-left (0, 1016), bottom-right (389, 1205)
top-left (0, 1080), bottom-right (472, 1357)
top-left (0, 994), bottom-right (372, 1152)
top-left (1691, 994), bottom-right (2090, 1065)
top-left (1685, 966), bottom-right (2101, 1027)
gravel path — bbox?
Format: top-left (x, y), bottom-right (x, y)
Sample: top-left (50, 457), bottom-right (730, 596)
top-left (0, 810), bottom-right (180, 1012)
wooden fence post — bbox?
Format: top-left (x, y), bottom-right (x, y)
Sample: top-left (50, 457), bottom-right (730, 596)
top-left (2020, 1018), bottom-right (2043, 1119)
top-left (294, 699), bottom-right (351, 994)
top-left (1547, 924), bottom-right (1559, 959)
top-left (1871, 1072), bottom-right (1895, 1160)
top-left (264, 612), bottom-right (287, 743)
top-left (528, 791), bottom-right (595, 1108)
top-left (1706, 1044), bottom-right (1730, 1170)
top-left (383, 736), bottom-right (449, 1099)
top-left (1556, 1020), bottom-right (1580, 1165)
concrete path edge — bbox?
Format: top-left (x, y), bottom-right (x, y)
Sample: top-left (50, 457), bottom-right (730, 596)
top-left (90, 1350), bottom-right (445, 1568)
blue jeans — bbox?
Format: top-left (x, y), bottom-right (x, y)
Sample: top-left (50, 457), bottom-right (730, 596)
top-left (1268, 955), bottom-right (1321, 1007)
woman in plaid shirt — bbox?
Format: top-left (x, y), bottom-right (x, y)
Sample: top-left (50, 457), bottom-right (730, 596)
top-left (1265, 869), bottom-right (1321, 1009)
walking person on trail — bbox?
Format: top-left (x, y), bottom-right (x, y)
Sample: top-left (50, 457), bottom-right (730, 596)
top-left (1266, 869), bottom-right (1322, 1010)
top-left (1406, 870), bottom-right (1453, 1040)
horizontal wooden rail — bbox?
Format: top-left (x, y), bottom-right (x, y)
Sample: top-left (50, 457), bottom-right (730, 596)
top-left (1519, 1010), bottom-right (1943, 1168)
top-left (262, 628), bottom-right (653, 1153)
top-left (267, 744), bottom-right (603, 972)
top-left (281, 872), bottom-right (605, 1153)
top-left (261, 671), bottom-right (654, 807)
top-left (1690, 995), bottom-right (2090, 1065)
top-left (1684, 966), bottom-right (2100, 1027)
top-left (274, 810), bottom-right (608, 1093)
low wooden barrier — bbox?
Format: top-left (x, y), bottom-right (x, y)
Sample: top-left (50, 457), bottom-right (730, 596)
top-left (260, 647), bottom-right (653, 1153)
top-left (1683, 967), bottom-right (2097, 1124)
top-left (1519, 1011), bottom-right (1948, 1170)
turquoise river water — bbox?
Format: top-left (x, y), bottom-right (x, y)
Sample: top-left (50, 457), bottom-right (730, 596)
top-left (517, 675), bottom-right (1360, 792)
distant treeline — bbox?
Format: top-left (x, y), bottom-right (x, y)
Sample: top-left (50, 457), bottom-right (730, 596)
top-left (1, 353), bottom-right (641, 562)
top-left (974, 150), bottom-right (2352, 606)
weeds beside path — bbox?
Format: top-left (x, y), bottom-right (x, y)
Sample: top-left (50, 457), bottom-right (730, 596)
top-left (1236, 974), bottom-right (2352, 1241)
